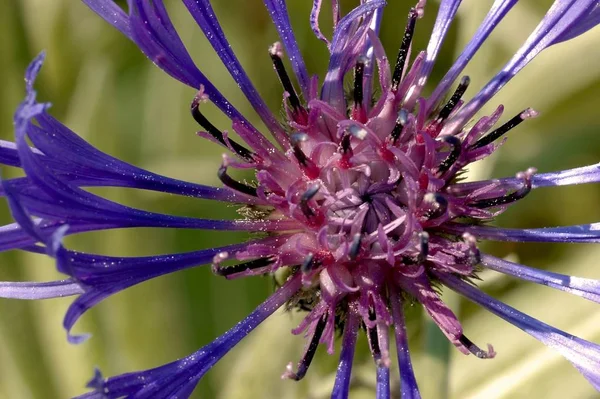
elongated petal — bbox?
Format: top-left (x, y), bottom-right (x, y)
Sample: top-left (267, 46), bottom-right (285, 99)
top-left (81, 0), bottom-right (132, 39)
top-left (86, 1), bottom-right (263, 139)
top-left (449, 163), bottom-right (600, 195)
top-left (481, 254), bottom-right (600, 303)
top-left (331, 303), bottom-right (361, 399)
top-left (262, 0), bottom-right (310, 98)
top-left (183, 0), bottom-right (289, 150)
top-left (445, 0), bottom-right (599, 135)
top-left (427, 0), bottom-right (518, 112)
top-left (443, 222), bottom-right (600, 243)
top-left (26, 113), bottom-right (245, 201)
top-left (418, 0), bottom-right (462, 88)
top-left (10, 59), bottom-right (295, 233)
top-left (551, 3), bottom-right (600, 44)
top-left (75, 274), bottom-right (302, 398)
top-left (55, 237), bottom-right (259, 343)
top-left (442, 273), bottom-right (600, 391)
top-left (5, 63), bottom-right (246, 202)
top-left (0, 279), bottom-right (84, 300)
top-left (390, 285), bottom-right (421, 399)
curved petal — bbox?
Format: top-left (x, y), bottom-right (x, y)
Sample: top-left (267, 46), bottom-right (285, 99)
top-left (443, 222), bottom-right (600, 243)
top-left (481, 254), bottom-right (600, 304)
top-left (75, 274), bottom-right (302, 398)
top-left (321, 0), bottom-right (385, 112)
top-left (55, 237), bottom-right (262, 343)
top-left (441, 273), bottom-right (600, 391)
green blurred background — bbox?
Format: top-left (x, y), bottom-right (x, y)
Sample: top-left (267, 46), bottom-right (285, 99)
top-left (0, 0), bottom-right (599, 398)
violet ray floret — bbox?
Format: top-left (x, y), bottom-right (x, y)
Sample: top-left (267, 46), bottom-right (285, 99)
top-left (1, 1), bottom-right (600, 398)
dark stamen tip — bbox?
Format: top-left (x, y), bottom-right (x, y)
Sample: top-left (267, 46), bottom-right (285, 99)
top-left (191, 99), bottom-right (254, 161)
top-left (391, 8), bottom-right (418, 90)
top-left (469, 168), bottom-right (535, 209)
top-left (339, 133), bottom-right (352, 155)
top-left (424, 192), bottom-right (448, 219)
top-left (353, 56), bottom-right (368, 107)
top-left (283, 315), bottom-right (327, 381)
top-left (300, 184), bottom-right (320, 218)
top-left (349, 233), bottom-right (362, 260)
top-left (438, 75), bottom-right (470, 121)
top-left (471, 107), bottom-right (538, 149)
top-left (213, 257), bottom-right (275, 277)
top-left (218, 165), bottom-right (258, 197)
top-left (437, 135), bottom-right (462, 174)
top-left (417, 231), bottom-right (429, 263)
top-left (301, 253), bottom-right (316, 273)
top-left (390, 109), bottom-right (409, 144)
top-left (269, 42), bottom-right (304, 113)
top-left (459, 334), bottom-right (495, 359)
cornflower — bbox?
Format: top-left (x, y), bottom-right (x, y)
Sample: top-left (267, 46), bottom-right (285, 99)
top-left (2, 0), bottom-right (600, 398)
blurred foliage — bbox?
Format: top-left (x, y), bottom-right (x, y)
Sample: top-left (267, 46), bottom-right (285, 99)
top-left (0, 0), bottom-right (599, 398)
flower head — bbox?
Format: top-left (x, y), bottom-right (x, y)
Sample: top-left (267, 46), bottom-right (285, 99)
top-left (2, 0), bottom-right (600, 398)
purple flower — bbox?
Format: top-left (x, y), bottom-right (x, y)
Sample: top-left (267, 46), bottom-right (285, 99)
top-left (2, 0), bottom-right (600, 397)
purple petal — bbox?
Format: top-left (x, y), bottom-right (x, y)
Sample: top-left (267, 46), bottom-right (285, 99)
top-left (331, 304), bottom-right (361, 399)
top-left (551, 3), bottom-right (600, 44)
top-left (181, 0), bottom-right (289, 150)
top-left (441, 273), bottom-right (600, 391)
top-left (322, 1), bottom-right (385, 112)
top-left (418, 0), bottom-right (462, 88)
top-left (443, 222), bottom-right (600, 243)
top-left (376, 366), bottom-right (390, 399)
top-left (87, 1), bottom-right (264, 142)
top-left (362, 7), bottom-right (384, 111)
top-left (262, 0), bottom-right (310, 98)
top-left (449, 163), bottom-right (600, 195)
top-left (75, 274), bottom-right (302, 398)
top-left (55, 236), bottom-right (258, 344)
top-left (9, 68), bottom-right (295, 233)
top-left (390, 285), bottom-right (421, 399)
top-left (0, 279), bottom-right (84, 300)
top-left (444, 0), bottom-right (599, 135)
top-left (427, 0), bottom-right (518, 112)
top-left (81, 0), bottom-right (132, 40)
top-left (481, 254), bottom-right (600, 304)
top-left (27, 113), bottom-right (245, 201)
top-left (6, 57), bottom-right (247, 202)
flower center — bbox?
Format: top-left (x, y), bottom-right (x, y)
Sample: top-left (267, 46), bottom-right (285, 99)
top-left (192, 7), bottom-right (538, 378)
